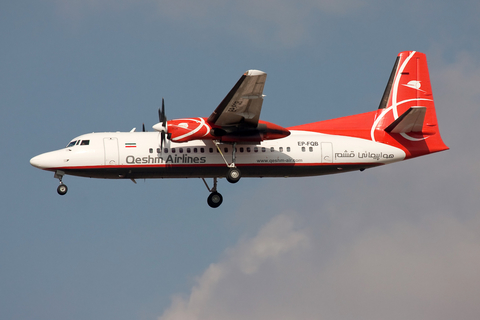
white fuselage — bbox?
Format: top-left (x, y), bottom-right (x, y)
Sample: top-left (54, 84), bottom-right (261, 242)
top-left (30, 130), bottom-right (406, 180)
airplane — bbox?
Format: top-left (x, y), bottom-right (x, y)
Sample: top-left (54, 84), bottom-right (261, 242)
top-left (30, 51), bottom-right (448, 208)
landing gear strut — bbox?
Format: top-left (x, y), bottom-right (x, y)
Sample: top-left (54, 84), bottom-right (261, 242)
top-left (202, 177), bottom-right (223, 208)
top-left (54, 170), bottom-right (68, 196)
top-left (202, 142), bottom-right (244, 207)
top-left (215, 141), bottom-right (242, 184)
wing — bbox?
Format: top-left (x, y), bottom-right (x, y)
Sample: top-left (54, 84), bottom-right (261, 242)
top-left (207, 70), bottom-right (267, 128)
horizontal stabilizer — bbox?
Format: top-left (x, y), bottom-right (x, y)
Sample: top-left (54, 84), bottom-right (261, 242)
top-left (384, 106), bottom-right (426, 133)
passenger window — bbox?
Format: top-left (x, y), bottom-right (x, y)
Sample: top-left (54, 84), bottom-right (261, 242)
top-left (279, 147), bottom-right (283, 152)
top-left (270, 147), bottom-right (274, 152)
top-left (163, 148), bottom-right (168, 153)
top-left (240, 147), bottom-right (244, 152)
top-left (187, 148), bottom-right (191, 153)
top-left (302, 147), bottom-right (306, 152)
top-left (262, 147), bottom-right (266, 152)
top-left (200, 148), bottom-right (205, 153)
top-left (157, 148), bottom-right (161, 153)
top-left (224, 147), bottom-right (228, 153)
top-left (80, 140), bottom-right (90, 146)
top-left (179, 148), bottom-right (184, 153)
top-left (193, 148), bottom-right (197, 153)
top-left (209, 148), bottom-right (213, 153)
top-left (149, 148), bottom-right (153, 153)
top-left (254, 147), bottom-right (258, 152)
top-left (246, 147), bottom-right (251, 152)
top-left (172, 148), bottom-right (176, 153)
top-left (287, 147), bottom-right (290, 152)
top-left (309, 147), bottom-right (313, 152)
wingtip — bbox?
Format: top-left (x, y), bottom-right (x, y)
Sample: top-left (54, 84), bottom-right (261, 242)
top-left (245, 69), bottom-right (266, 76)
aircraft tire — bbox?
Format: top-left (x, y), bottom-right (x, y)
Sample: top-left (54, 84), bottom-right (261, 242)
top-left (207, 192), bottom-right (223, 208)
top-left (57, 184), bottom-right (68, 196)
top-left (226, 167), bottom-right (241, 184)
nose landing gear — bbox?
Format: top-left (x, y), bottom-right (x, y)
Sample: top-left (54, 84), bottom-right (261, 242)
top-left (54, 170), bottom-right (68, 195)
top-left (57, 184), bottom-right (68, 195)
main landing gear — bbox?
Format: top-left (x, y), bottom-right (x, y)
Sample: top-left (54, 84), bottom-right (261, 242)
top-left (202, 177), bottom-right (223, 208)
top-left (215, 141), bottom-right (242, 184)
top-left (201, 142), bottom-right (242, 208)
top-left (54, 170), bottom-right (68, 195)
top-left (226, 167), bottom-right (241, 183)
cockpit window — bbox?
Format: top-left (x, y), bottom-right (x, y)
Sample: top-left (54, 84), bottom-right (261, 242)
top-left (66, 141), bottom-right (77, 147)
top-left (80, 140), bottom-right (90, 145)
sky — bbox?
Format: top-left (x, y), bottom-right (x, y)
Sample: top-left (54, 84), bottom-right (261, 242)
top-left (1, 1), bottom-right (480, 319)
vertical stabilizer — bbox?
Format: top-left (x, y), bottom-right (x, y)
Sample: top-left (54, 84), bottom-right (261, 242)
top-left (372, 51), bottom-right (448, 158)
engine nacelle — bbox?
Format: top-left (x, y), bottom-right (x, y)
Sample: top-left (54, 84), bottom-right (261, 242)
top-left (153, 117), bottom-right (290, 143)
top-left (165, 117), bottom-right (214, 142)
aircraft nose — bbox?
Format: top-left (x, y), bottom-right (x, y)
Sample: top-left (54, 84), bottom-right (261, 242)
top-left (30, 153), bottom-right (55, 169)
top-left (30, 154), bottom-right (45, 169)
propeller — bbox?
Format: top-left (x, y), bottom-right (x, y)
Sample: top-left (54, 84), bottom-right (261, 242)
top-left (153, 98), bottom-right (169, 151)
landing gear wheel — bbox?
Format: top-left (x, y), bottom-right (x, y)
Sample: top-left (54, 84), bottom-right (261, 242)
top-left (226, 167), bottom-right (241, 184)
top-left (57, 184), bottom-right (68, 196)
top-left (207, 192), bottom-right (223, 208)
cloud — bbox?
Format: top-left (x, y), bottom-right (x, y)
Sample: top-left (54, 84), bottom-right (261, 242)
top-left (319, 217), bottom-right (480, 320)
top-left (159, 214), bottom-right (309, 320)
top-left (158, 210), bottom-right (480, 320)
top-left (157, 53), bottom-right (480, 320)
top-left (431, 51), bottom-right (480, 204)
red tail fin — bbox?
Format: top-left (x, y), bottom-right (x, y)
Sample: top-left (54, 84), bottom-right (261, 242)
top-left (373, 51), bottom-right (448, 158)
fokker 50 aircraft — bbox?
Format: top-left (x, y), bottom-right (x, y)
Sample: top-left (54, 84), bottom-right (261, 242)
top-left (31, 51), bottom-right (448, 207)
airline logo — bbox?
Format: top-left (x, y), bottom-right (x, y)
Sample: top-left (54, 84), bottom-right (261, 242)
top-left (403, 80), bottom-right (425, 92)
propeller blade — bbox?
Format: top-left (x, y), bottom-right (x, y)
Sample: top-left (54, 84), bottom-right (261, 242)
top-left (158, 98), bottom-right (167, 124)
top-left (160, 131), bottom-right (165, 151)
top-left (163, 98), bottom-right (167, 124)
top-left (157, 98), bottom-right (168, 152)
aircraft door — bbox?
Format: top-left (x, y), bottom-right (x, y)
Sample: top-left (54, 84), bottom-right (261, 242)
top-left (104, 137), bottom-right (119, 165)
top-left (321, 142), bottom-right (333, 163)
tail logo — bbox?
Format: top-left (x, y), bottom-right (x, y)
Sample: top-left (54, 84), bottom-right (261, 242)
top-left (371, 51), bottom-right (431, 142)
top-left (403, 80), bottom-right (424, 92)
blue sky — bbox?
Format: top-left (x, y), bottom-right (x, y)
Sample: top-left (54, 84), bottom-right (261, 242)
top-left (2, 1), bottom-right (480, 319)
